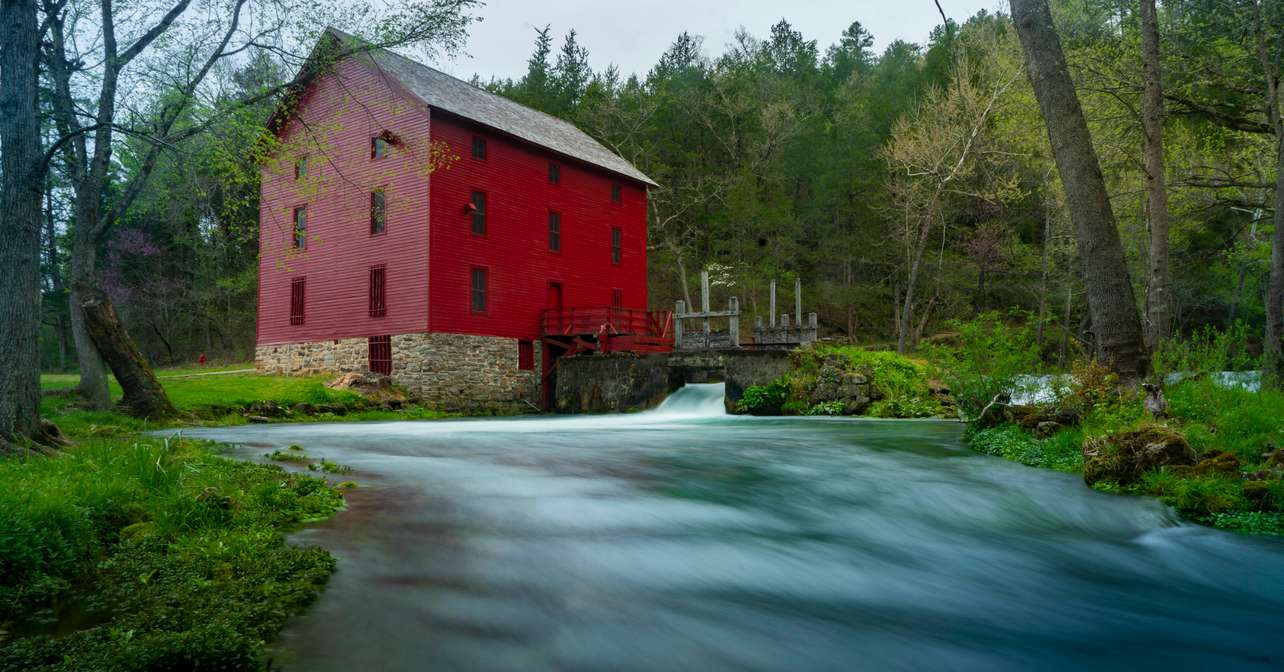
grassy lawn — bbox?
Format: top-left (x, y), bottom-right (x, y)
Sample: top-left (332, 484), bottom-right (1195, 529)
top-left (38, 366), bottom-right (452, 435)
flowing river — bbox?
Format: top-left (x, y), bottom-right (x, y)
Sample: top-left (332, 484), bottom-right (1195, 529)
top-left (183, 383), bottom-right (1284, 671)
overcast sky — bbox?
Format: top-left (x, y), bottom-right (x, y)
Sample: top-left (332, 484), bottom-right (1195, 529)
top-left (432, 0), bottom-right (1007, 82)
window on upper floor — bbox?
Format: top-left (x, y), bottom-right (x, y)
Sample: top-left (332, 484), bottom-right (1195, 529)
top-left (611, 227), bottom-right (622, 265)
top-left (470, 191), bottom-right (486, 235)
top-left (548, 211), bottom-right (561, 252)
top-left (472, 135), bottom-right (487, 160)
top-left (290, 277), bottom-right (306, 325)
top-left (372, 135), bottom-right (390, 159)
top-left (370, 189), bottom-right (386, 235)
top-left (471, 266), bottom-right (488, 313)
top-left (369, 265), bottom-right (387, 318)
top-left (611, 183), bottom-right (622, 203)
top-left (292, 206), bottom-right (307, 249)
top-left (294, 156), bottom-right (307, 180)
top-left (548, 162), bottom-right (560, 185)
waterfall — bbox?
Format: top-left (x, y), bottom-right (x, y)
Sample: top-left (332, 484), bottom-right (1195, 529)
top-left (649, 383), bottom-right (727, 418)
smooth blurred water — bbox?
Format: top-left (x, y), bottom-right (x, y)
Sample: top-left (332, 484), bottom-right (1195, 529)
top-left (182, 384), bottom-right (1284, 671)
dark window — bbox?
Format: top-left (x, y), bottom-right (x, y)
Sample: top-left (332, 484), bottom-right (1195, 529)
top-left (293, 206), bottom-right (307, 249)
top-left (518, 340), bottom-right (534, 370)
top-left (611, 183), bottom-right (621, 203)
top-left (471, 136), bottom-right (487, 159)
top-left (548, 162), bottom-right (560, 184)
top-left (369, 265), bottom-right (386, 318)
top-left (294, 156), bottom-right (307, 179)
top-left (548, 211), bottom-right (561, 252)
top-left (611, 227), bottom-right (622, 264)
top-left (611, 288), bottom-right (624, 307)
top-left (370, 189), bottom-right (386, 235)
top-left (471, 267), bottom-right (488, 313)
top-left (470, 191), bottom-right (486, 235)
top-left (368, 335), bottom-right (392, 375)
top-left (372, 135), bottom-right (389, 159)
top-left (290, 277), bottom-right (306, 325)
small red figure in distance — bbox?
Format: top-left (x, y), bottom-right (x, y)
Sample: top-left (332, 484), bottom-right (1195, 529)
top-left (197, 353), bottom-right (206, 366)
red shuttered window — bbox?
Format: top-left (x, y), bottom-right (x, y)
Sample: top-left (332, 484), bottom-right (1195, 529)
top-left (518, 340), bottom-right (534, 371)
top-left (370, 189), bottom-right (386, 235)
top-left (292, 206), bottom-right (307, 249)
top-left (548, 162), bottom-right (560, 184)
top-left (470, 266), bottom-right (488, 313)
top-left (368, 335), bottom-right (392, 375)
top-left (611, 288), bottom-right (624, 307)
top-left (470, 191), bottom-right (486, 235)
top-left (548, 211), bottom-right (561, 252)
top-left (611, 227), bottom-right (622, 265)
top-left (611, 183), bottom-right (621, 203)
top-left (289, 277), bottom-right (306, 325)
top-left (369, 265), bottom-right (386, 318)
top-left (471, 135), bottom-right (487, 160)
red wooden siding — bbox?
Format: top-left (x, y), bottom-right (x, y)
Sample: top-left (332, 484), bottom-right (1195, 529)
top-left (427, 112), bottom-right (649, 341)
top-left (257, 57), bottom-right (431, 346)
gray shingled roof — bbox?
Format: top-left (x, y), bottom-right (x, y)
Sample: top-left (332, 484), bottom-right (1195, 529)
top-left (326, 28), bottom-right (656, 187)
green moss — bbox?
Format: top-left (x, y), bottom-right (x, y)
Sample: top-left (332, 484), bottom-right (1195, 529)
top-left (0, 436), bottom-right (343, 669)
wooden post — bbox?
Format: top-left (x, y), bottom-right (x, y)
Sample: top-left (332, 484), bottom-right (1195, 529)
top-left (808, 312), bottom-right (817, 329)
top-left (781, 313), bottom-right (791, 328)
top-left (728, 296), bottom-right (739, 347)
top-left (794, 277), bottom-right (802, 329)
top-left (674, 300), bottom-right (685, 350)
top-left (701, 270), bottom-right (711, 336)
top-left (769, 280), bottom-right (777, 327)
top-left (756, 315), bottom-right (763, 328)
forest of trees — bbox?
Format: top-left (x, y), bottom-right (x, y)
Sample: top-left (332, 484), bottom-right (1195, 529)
top-left (3, 0), bottom-right (1284, 445)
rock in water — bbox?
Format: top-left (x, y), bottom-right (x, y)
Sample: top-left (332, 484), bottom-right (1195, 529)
top-left (1082, 425), bottom-right (1195, 486)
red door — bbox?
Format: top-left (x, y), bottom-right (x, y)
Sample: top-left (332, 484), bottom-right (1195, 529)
top-left (547, 281), bottom-right (563, 332)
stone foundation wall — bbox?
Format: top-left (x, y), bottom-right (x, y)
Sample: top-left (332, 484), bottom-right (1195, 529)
top-left (256, 332), bottom-right (540, 412)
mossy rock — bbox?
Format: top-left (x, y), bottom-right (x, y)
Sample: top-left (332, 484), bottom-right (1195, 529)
top-left (1083, 425), bottom-right (1195, 486)
top-left (1242, 480), bottom-right (1284, 511)
top-left (1170, 450), bottom-right (1241, 478)
top-left (1005, 405), bottom-right (1081, 431)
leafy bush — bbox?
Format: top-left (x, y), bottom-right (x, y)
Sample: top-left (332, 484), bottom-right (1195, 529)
top-left (1151, 321), bottom-right (1257, 379)
top-left (869, 396), bottom-right (937, 418)
top-left (737, 380), bottom-right (790, 415)
top-left (926, 310), bottom-right (1041, 418)
top-left (807, 400), bottom-right (845, 416)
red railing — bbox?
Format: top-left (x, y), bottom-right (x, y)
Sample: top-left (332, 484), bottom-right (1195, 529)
top-left (541, 306), bottom-right (672, 339)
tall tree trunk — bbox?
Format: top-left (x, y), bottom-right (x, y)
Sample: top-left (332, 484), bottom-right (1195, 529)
top-left (1011, 0), bottom-right (1149, 378)
top-left (70, 234), bottom-right (112, 408)
top-left (0, 0), bottom-right (44, 450)
top-left (44, 188), bottom-right (73, 371)
top-left (1140, 0), bottom-right (1171, 349)
top-left (1036, 199), bottom-right (1053, 348)
top-left (80, 290), bottom-right (176, 419)
top-left (1252, 0), bottom-right (1284, 388)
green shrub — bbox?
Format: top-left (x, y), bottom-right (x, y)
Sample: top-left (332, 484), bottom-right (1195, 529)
top-left (807, 400), bottom-right (845, 416)
top-left (868, 396), bottom-right (937, 418)
top-left (925, 310), bottom-right (1041, 418)
top-left (1151, 321), bottom-right (1257, 379)
top-left (737, 380), bottom-right (789, 415)
top-left (966, 423), bottom-right (1083, 472)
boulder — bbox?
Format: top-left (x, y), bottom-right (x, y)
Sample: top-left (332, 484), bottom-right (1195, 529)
top-left (1006, 405), bottom-right (1081, 431)
top-left (1082, 425), bottom-right (1196, 486)
top-left (1169, 449), bottom-right (1241, 478)
top-left (325, 372), bottom-right (407, 403)
top-left (1034, 421), bottom-right (1061, 439)
top-left (809, 359), bottom-right (872, 414)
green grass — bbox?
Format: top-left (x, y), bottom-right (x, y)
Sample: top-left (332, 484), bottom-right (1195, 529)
top-left (38, 367), bottom-right (452, 435)
top-left (0, 435), bottom-right (343, 670)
